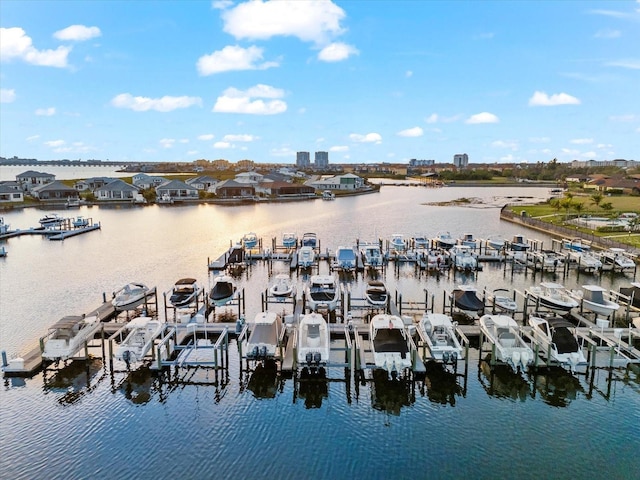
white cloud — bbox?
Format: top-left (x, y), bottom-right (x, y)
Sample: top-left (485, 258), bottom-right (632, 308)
top-left (425, 113), bottom-right (438, 124)
top-left (529, 136), bottom-right (551, 143)
top-left (582, 151), bottom-right (597, 158)
top-left (329, 145), bottom-right (349, 152)
top-left (223, 134), bottom-right (257, 142)
top-left (0, 27), bottom-right (71, 67)
top-left (160, 138), bottom-right (175, 148)
top-left (213, 84), bottom-right (287, 115)
top-left (349, 133), bottom-right (382, 144)
top-left (213, 141), bottom-right (232, 149)
top-left (465, 112), bottom-right (499, 124)
top-left (222, 0), bottom-right (346, 45)
top-left (594, 29), bottom-right (621, 39)
top-left (197, 45), bottom-right (278, 75)
top-left (596, 143), bottom-right (613, 149)
top-left (45, 139), bottom-right (65, 147)
top-left (609, 114), bottom-right (637, 122)
top-left (318, 42), bottom-right (359, 62)
top-left (397, 127), bottom-right (423, 137)
top-left (491, 140), bottom-right (518, 150)
top-left (605, 59), bottom-right (640, 70)
top-left (53, 25), bottom-right (101, 42)
top-left (35, 107), bottom-right (55, 116)
top-left (405, 70), bottom-right (413, 78)
top-left (212, 1), bottom-right (233, 9)
top-left (528, 91), bottom-right (581, 106)
top-left (561, 148), bottom-right (580, 155)
top-left (111, 93), bottom-right (202, 112)
top-left (570, 138), bottom-right (593, 144)
top-left (197, 134), bottom-right (215, 141)
top-left (0, 88), bottom-right (16, 103)
top-left (26, 135), bottom-right (40, 141)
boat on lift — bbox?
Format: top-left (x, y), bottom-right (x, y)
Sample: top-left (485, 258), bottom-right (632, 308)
top-left (112, 282), bottom-right (153, 311)
top-left (486, 288), bottom-right (518, 313)
top-left (168, 278), bottom-right (200, 308)
top-left (452, 285), bottom-right (485, 318)
top-left (39, 213), bottom-right (64, 228)
top-left (301, 232), bottom-right (318, 249)
top-left (297, 245), bottom-right (316, 269)
top-left (360, 243), bottom-right (383, 268)
top-left (458, 233), bottom-right (479, 249)
top-left (599, 248), bottom-right (636, 271)
top-left (449, 245), bottom-right (478, 271)
top-left (334, 246), bottom-right (357, 271)
top-left (562, 238), bottom-right (591, 252)
top-left (566, 249), bottom-right (602, 273)
top-left (390, 234), bottom-right (406, 252)
top-left (418, 313), bottom-right (463, 364)
top-left (246, 311), bottom-right (282, 360)
top-left (486, 235), bottom-right (507, 251)
top-left (297, 312), bottom-right (330, 372)
top-left (434, 231), bottom-right (456, 250)
top-left (528, 315), bottom-right (587, 372)
top-left (570, 285), bottom-right (620, 317)
top-left (114, 316), bottom-right (164, 364)
top-left (619, 282), bottom-right (640, 309)
top-left (0, 217), bottom-right (10, 235)
top-left (242, 232), bottom-right (258, 249)
top-left (209, 275), bottom-right (237, 307)
top-left (365, 280), bottom-right (389, 307)
top-left (282, 232), bottom-right (297, 249)
top-left (526, 282), bottom-right (579, 315)
top-left (269, 274), bottom-right (295, 298)
top-left (72, 216), bottom-right (89, 228)
top-left (305, 275), bottom-right (340, 312)
top-left (42, 315), bottom-right (102, 361)
top-left (322, 190), bottom-right (336, 200)
top-left (370, 314), bottom-right (412, 378)
top-left (479, 314), bottom-right (533, 373)
top-left (509, 234), bottom-right (530, 251)
top-left (414, 235), bottom-right (429, 249)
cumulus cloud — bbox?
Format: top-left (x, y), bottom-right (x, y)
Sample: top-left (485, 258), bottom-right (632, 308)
top-left (330, 145), bottom-right (349, 152)
top-left (197, 45), bottom-right (279, 75)
top-left (197, 134), bottom-right (215, 141)
top-left (0, 27), bottom-right (71, 67)
top-left (213, 141), bottom-right (232, 149)
top-left (465, 112), bottom-right (499, 124)
top-left (160, 138), bottom-right (175, 148)
top-left (35, 107), bottom-right (55, 116)
top-left (397, 127), bottom-right (423, 137)
top-left (318, 42), bottom-right (359, 62)
top-left (570, 138), bottom-right (593, 144)
top-left (213, 84), bottom-right (287, 115)
top-left (528, 91), bottom-right (581, 106)
top-left (111, 93), bottom-right (202, 112)
top-left (53, 25), bottom-right (101, 41)
top-left (349, 133), bottom-right (382, 144)
top-left (0, 88), bottom-right (16, 103)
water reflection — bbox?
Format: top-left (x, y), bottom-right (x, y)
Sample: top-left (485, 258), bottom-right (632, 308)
top-left (116, 366), bottom-right (155, 405)
top-left (42, 358), bottom-right (104, 405)
top-left (531, 367), bottom-right (584, 407)
top-left (295, 367), bottom-right (329, 409)
top-left (422, 361), bottom-right (465, 406)
top-left (370, 368), bottom-right (415, 415)
top-left (478, 358), bottom-right (530, 402)
top-left (245, 360), bottom-right (280, 399)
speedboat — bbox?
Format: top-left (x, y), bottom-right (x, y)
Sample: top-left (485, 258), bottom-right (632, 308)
top-left (414, 235), bottom-right (429, 249)
top-left (486, 288), bottom-right (518, 313)
top-left (479, 314), bottom-right (533, 373)
top-left (458, 233), bottom-right (479, 249)
top-left (301, 232), bottom-right (317, 248)
top-left (571, 285), bottom-right (620, 317)
top-left (209, 275), bottom-right (237, 307)
top-left (486, 235), bottom-right (506, 251)
top-left (566, 249), bottom-right (602, 273)
top-left (530, 250), bottom-right (564, 270)
top-left (72, 216), bottom-right (89, 228)
top-left (509, 234), bottom-right (530, 251)
top-left (169, 278), bottom-right (200, 308)
top-left (418, 313), bottom-right (463, 364)
top-left (306, 275), bottom-right (340, 312)
top-left (619, 282), bottom-right (640, 309)
top-left (297, 312), bottom-right (330, 371)
top-left (527, 282), bottom-right (579, 315)
top-left (390, 234), bottom-right (406, 252)
top-left (39, 213), bottom-right (64, 228)
top-left (282, 232), bottom-right (297, 249)
top-left (452, 285), bottom-right (485, 318)
top-left (269, 274), bottom-right (295, 298)
top-left (370, 314), bottom-right (412, 378)
top-left (242, 232), bottom-right (258, 249)
top-left (563, 238), bottom-right (591, 252)
top-left (42, 315), bottom-right (102, 361)
top-left (449, 245), bottom-right (478, 271)
top-left (112, 282), bottom-right (153, 311)
top-left (322, 190), bottom-right (335, 200)
top-left (297, 245), bottom-right (316, 268)
top-left (360, 243), bottom-right (383, 268)
top-left (334, 246), bottom-right (357, 271)
top-left (114, 316), bottom-right (164, 364)
top-left (0, 217), bottom-right (10, 235)
top-left (246, 311), bottom-right (281, 360)
top-left (529, 316), bottom-right (587, 372)
top-left (434, 231), bottom-right (456, 250)
top-left (599, 248), bottom-right (636, 271)
top-left (425, 249), bottom-right (447, 270)
top-left (365, 280), bottom-right (388, 307)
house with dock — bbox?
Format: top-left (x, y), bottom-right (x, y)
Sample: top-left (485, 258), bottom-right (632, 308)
top-left (31, 181), bottom-right (79, 202)
top-left (95, 179), bottom-right (141, 201)
top-left (155, 179), bottom-right (199, 201)
top-left (307, 173), bottom-right (365, 191)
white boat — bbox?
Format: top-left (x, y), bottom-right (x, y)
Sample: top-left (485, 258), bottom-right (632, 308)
top-left (562, 238), bottom-right (591, 252)
top-left (114, 316), bottom-right (163, 364)
top-left (297, 245), bottom-right (316, 268)
top-left (486, 288), bottom-right (518, 313)
top-left (528, 316), bottom-right (587, 371)
top-left (449, 245), bottom-right (478, 271)
top-left (39, 213), bottom-right (64, 228)
top-left (301, 232), bottom-right (317, 248)
top-left (571, 285), bottom-right (620, 317)
top-left (66, 197), bottom-right (81, 208)
top-left (452, 285), bottom-right (485, 318)
top-left (72, 216), bottom-right (89, 228)
top-left (42, 315), bottom-right (102, 361)
top-left (169, 278), bottom-right (200, 308)
top-left (527, 282), bottom-right (579, 314)
top-left (209, 275), bottom-right (237, 307)
top-left (486, 235), bottom-right (506, 251)
top-left (322, 190), bottom-right (335, 200)
top-left (425, 249), bottom-right (447, 270)
top-left (269, 274), bottom-right (295, 298)
top-left (365, 280), bottom-right (388, 307)
top-left (418, 313), bottom-right (463, 364)
top-left (360, 243), bottom-right (383, 268)
top-left (0, 217), bottom-right (11, 234)
top-left (390, 234), bottom-right (406, 252)
top-left (566, 250), bottom-right (602, 273)
top-left (334, 246), bottom-right (356, 271)
top-left (282, 232), bottom-right (297, 248)
top-left (246, 311), bottom-right (281, 360)
top-left (0, 246), bottom-right (6, 257)
top-left (599, 248), bottom-right (636, 271)
top-left (479, 314), bottom-right (533, 372)
top-left (414, 235), bottom-right (429, 249)
top-left (370, 314), bottom-right (412, 378)
top-left (434, 231), bottom-right (456, 250)
top-left (306, 275), bottom-right (339, 312)
top-left (530, 250), bottom-right (564, 270)
top-left (509, 234), bottom-right (530, 251)
top-left (458, 233), bottom-right (479, 249)
top-left (112, 282), bottom-right (153, 311)
top-left (297, 312), bottom-right (330, 370)
top-left (242, 232), bottom-right (258, 249)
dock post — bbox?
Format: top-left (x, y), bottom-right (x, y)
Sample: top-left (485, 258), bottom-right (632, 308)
top-left (1, 351), bottom-right (7, 367)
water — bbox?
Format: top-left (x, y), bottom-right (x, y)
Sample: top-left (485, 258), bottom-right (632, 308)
top-left (0, 164), bottom-right (131, 182)
top-left (1, 185), bottom-right (638, 480)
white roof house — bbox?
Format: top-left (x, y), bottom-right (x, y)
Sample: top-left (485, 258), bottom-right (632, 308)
top-left (308, 173), bottom-right (364, 190)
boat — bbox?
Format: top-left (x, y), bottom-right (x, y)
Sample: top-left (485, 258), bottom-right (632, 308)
top-left (365, 280), bottom-right (389, 307)
top-left (72, 216), bottom-right (89, 228)
top-left (242, 232), bottom-right (258, 249)
top-left (479, 314), bottom-right (534, 372)
top-left (530, 250), bottom-right (564, 270)
top-left (301, 232), bottom-right (317, 248)
top-left (66, 197), bottom-right (81, 208)
top-left (509, 234), bottom-right (530, 251)
top-left (282, 232), bottom-right (297, 248)
top-left (619, 282), bottom-right (640, 309)
top-left (486, 235), bottom-right (506, 251)
top-left (246, 311), bottom-right (282, 360)
top-left (425, 249), bottom-right (447, 270)
top-left (599, 248), bottom-right (636, 271)
top-left (566, 249), bottom-right (602, 273)
top-left (39, 213), bottom-right (64, 228)
top-left (414, 235), bottom-right (429, 249)
top-left (114, 316), bottom-right (164, 364)
top-left (452, 285), bottom-right (485, 318)
top-left (269, 274), bottom-right (295, 298)
top-left (168, 278), bottom-right (200, 308)
top-left (434, 231), bottom-right (456, 250)
top-left (297, 245), bottom-right (316, 268)
top-left (486, 288), bottom-right (518, 313)
top-left (458, 233), bottom-right (479, 249)
top-left (571, 285), bottom-right (620, 317)
top-left (360, 243), bottom-right (383, 268)
top-left (112, 282), bottom-right (153, 311)
top-left (528, 316), bottom-right (587, 372)
top-left (297, 312), bottom-right (330, 370)
top-left (418, 313), bottom-right (463, 364)
top-left (562, 238), bottom-right (591, 252)
top-left (0, 217), bottom-right (11, 234)
top-left (305, 274), bottom-right (340, 312)
top-left (209, 275), bottom-right (237, 307)
top-left (42, 315), bottom-right (102, 361)
top-left (526, 282), bottom-right (579, 314)
top-left (369, 314), bottom-right (412, 378)
top-left (334, 246), bottom-right (356, 271)
top-left (390, 234), bottom-right (406, 252)
top-left (0, 246), bottom-right (6, 257)
top-left (322, 190), bottom-right (335, 200)
top-left (449, 245), bottom-right (478, 271)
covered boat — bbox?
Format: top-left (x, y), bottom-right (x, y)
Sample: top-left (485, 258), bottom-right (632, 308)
top-left (297, 312), bottom-right (330, 371)
top-left (169, 278), bottom-right (200, 308)
top-left (452, 285), bottom-right (485, 318)
top-left (209, 275), bottom-right (237, 307)
top-left (529, 316), bottom-right (587, 372)
top-left (619, 282), bottom-right (640, 309)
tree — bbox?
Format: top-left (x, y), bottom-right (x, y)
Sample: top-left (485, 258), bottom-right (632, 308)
top-left (600, 202), bottom-right (613, 214)
top-left (573, 201), bottom-right (584, 217)
top-left (560, 198), bottom-right (573, 220)
top-left (590, 192), bottom-right (603, 210)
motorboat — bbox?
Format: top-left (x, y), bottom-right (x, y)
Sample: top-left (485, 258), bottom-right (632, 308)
top-left (486, 288), bottom-right (518, 313)
top-left (322, 190), bottom-right (336, 200)
top-left (509, 234), bottom-right (530, 251)
top-left (334, 246), bottom-right (357, 271)
top-left (528, 316), bottom-right (587, 372)
top-left (425, 249), bottom-right (447, 270)
top-left (269, 274), bottom-right (295, 298)
top-left (562, 238), bottom-right (591, 252)
top-left (297, 245), bottom-right (316, 268)
top-left (42, 315), bottom-right (102, 361)
top-left (566, 249), bottom-right (602, 273)
top-left (390, 234), bottom-right (406, 252)
top-left (526, 282), bottom-right (579, 314)
top-left (209, 275), bottom-right (237, 307)
top-left (297, 312), bottom-right (330, 370)
top-left (39, 213), bottom-right (64, 228)
top-left (452, 285), bottom-right (485, 318)
top-left (246, 311), bottom-right (281, 360)
top-left (571, 285), bottom-right (620, 317)
top-left (449, 245), bottom-right (478, 271)
top-left (530, 250), bottom-right (564, 271)
top-left (599, 248), bottom-right (636, 271)
top-left (242, 232), bottom-right (258, 249)
top-left (414, 235), bottom-right (429, 249)
top-left (365, 280), bottom-right (389, 307)
top-left (112, 282), bottom-right (153, 311)
top-left (282, 232), bottom-right (297, 248)
top-left (360, 243), bottom-right (383, 268)
top-left (619, 282), bottom-right (640, 309)
top-left (306, 275), bottom-right (340, 312)
top-left (0, 217), bottom-right (10, 235)
top-left (486, 235), bottom-right (507, 251)
top-left (458, 233), bottom-right (479, 249)
top-left (479, 314), bottom-right (533, 372)
top-left (66, 197), bottom-right (81, 208)
top-left (434, 231), bottom-right (456, 250)
top-left (301, 232), bottom-right (318, 248)
top-left (370, 314), bottom-right (412, 378)
top-left (0, 246), bottom-right (6, 257)
top-left (114, 316), bottom-right (164, 364)
top-left (418, 313), bottom-right (463, 364)
top-left (168, 278), bottom-right (200, 308)
top-left (72, 216), bottom-right (89, 228)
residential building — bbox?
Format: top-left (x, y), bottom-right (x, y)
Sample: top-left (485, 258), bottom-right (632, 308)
top-left (307, 173), bottom-right (364, 191)
top-left (453, 154), bottom-right (469, 168)
top-left (95, 179), bottom-right (140, 201)
top-left (315, 151), bottom-right (329, 168)
top-left (0, 183), bottom-right (24, 203)
top-left (155, 179), bottom-right (199, 201)
top-left (296, 151), bottom-right (311, 168)
top-left (186, 175), bottom-right (218, 191)
top-left (15, 170), bottom-right (55, 192)
top-left (213, 179), bottom-right (256, 199)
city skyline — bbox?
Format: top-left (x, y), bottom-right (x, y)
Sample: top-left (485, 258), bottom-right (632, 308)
top-left (1, 1), bottom-right (639, 164)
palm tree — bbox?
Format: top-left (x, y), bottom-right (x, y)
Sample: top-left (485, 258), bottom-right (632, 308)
top-left (590, 192), bottom-right (603, 210)
top-left (573, 201), bottom-right (584, 217)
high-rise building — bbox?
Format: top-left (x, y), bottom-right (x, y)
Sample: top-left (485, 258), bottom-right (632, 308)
top-left (296, 151), bottom-right (310, 168)
top-left (453, 153), bottom-right (469, 168)
top-left (315, 151), bottom-right (329, 168)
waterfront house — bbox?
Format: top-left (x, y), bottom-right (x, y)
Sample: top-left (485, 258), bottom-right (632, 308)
top-left (234, 172), bottom-right (264, 184)
top-left (16, 170), bottom-right (55, 192)
top-left (74, 177), bottom-right (115, 192)
top-left (95, 179), bottom-right (140, 201)
top-left (255, 181), bottom-right (315, 197)
top-left (132, 173), bottom-right (167, 190)
top-left (212, 179), bottom-right (255, 199)
top-left (30, 180), bottom-right (79, 202)
top-left (308, 173), bottom-right (365, 191)
top-left (0, 183), bottom-right (24, 203)
top-left (186, 176), bottom-right (218, 191)
top-left (155, 180), bottom-right (199, 201)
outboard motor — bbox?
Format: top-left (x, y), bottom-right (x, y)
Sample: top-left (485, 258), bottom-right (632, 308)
top-left (306, 352), bottom-right (313, 365)
top-left (313, 352), bottom-right (321, 364)
top-left (442, 351), bottom-right (450, 364)
top-left (259, 346), bottom-right (267, 359)
top-left (251, 346), bottom-right (259, 359)
top-left (451, 352), bottom-right (458, 364)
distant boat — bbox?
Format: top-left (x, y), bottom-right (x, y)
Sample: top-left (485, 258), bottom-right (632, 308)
top-left (509, 234), bottom-right (530, 252)
top-left (360, 243), bottom-right (383, 268)
top-left (297, 246), bottom-right (316, 269)
top-left (458, 233), bottom-right (479, 249)
top-left (72, 216), bottom-right (89, 228)
top-left (449, 245), bottom-right (478, 271)
top-left (486, 235), bottom-right (506, 251)
top-left (390, 234), bottom-right (406, 252)
top-left (334, 246), bottom-right (357, 271)
top-left (562, 238), bottom-right (591, 252)
top-left (269, 274), bottom-right (295, 298)
top-left (571, 285), bottom-right (620, 317)
top-left (209, 275), bottom-right (237, 307)
top-left (322, 190), bottom-right (336, 200)
top-left (0, 217), bottom-right (9, 235)
top-left (112, 282), bottom-right (153, 311)
top-left (168, 278), bottom-right (200, 308)
top-left (0, 246), bottom-right (6, 257)
top-left (434, 231), bottom-right (456, 250)
top-left (370, 314), bottom-right (412, 378)
top-left (42, 315), bottom-right (102, 361)
top-left (297, 312), bottom-right (330, 371)
top-left (365, 280), bottom-right (388, 307)
top-left (246, 311), bottom-right (281, 360)
top-left (282, 232), bottom-right (297, 248)
top-left (414, 235), bottom-right (429, 249)
top-left (486, 288), bottom-right (517, 313)
top-left (599, 248), bottom-right (636, 271)
top-left (66, 197), bottom-right (81, 208)
top-left (39, 213), bottom-right (64, 228)
top-left (566, 249), bottom-right (602, 273)
top-left (301, 232), bottom-right (317, 248)
top-left (242, 232), bottom-right (258, 249)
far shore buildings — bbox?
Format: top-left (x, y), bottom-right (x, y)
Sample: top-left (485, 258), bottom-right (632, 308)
top-left (453, 154), bottom-right (469, 168)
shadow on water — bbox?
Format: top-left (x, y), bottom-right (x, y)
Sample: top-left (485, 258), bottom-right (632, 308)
top-left (421, 360), bottom-right (465, 406)
top-left (246, 359), bottom-right (280, 399)
top-left (478, 356), bottom-right (531, 402)
top-left (116, 366), bottom-right (156, 405)
top-left (531, 367), bottom-right (585, 408)
top-left (370, 368), bottom-right (415, 416)
top-left (295, 367), bottom-right (329, 409)
top-left (42, 358), bottom-right (105, 405)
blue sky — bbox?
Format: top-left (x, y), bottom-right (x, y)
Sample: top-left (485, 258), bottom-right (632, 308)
top-left (1, 1), bottom-right (638, 165)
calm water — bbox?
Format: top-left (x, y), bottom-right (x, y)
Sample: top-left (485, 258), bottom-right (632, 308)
top-left (0, 164), bottom-right (131, 182)
top-left (1, 186), bottom-right (638, 480)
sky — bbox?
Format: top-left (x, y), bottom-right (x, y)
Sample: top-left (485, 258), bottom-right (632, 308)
top-left (0, 0), bottom-right (639, 165)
